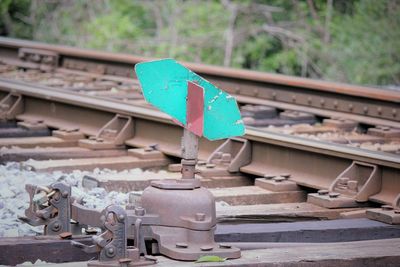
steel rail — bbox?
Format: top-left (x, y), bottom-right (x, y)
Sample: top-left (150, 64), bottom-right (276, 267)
top-left (0, 37), bottom-right (399, 104)
top-left (0, 77), bottom-right (398, 168)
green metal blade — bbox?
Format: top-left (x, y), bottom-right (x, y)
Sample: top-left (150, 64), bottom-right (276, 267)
top-left (135, 59), bottom-right (244, 140)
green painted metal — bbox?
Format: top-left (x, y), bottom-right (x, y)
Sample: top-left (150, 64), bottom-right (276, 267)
top-left (135, 59), bottom-right (245, 140)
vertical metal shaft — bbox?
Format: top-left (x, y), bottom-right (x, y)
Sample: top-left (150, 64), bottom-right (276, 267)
top-left (181, 129), bottom-right (198, 179)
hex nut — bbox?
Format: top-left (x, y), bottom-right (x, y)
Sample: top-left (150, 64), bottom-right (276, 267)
top-left (144, 147), bottom-right (153, 152)
top-left (197, 160), bottom-right (207, 166)
top-left (85, 227), bottom-right (98, 235)
top-left (200, 245), bottom-right (213, 251)
top-left (329, 192), bottom-right (341, 198)
top-left (176, 242), bottom-right (188, 248)
top-left (219, 244), bottom-right (232, 249)
top-left (318, 189), bottom-right (329, 195)
top-left (135, 207), bottom-right (145, 216)
top-left (273, 176), bottom-right (285, 183)
top-left (206, 163), bottom-right (216, 169)
top-left (52, 222), bottom-right (61, 232)
top-left (106, 247), bottom-right (116, 258)
top-left (62, 190), bottom-right (69, 198)
top-left (264, 174), bottom-right (275, 180)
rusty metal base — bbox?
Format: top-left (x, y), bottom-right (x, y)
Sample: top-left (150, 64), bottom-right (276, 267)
top-left (150, 225), bottom-right (241, 261)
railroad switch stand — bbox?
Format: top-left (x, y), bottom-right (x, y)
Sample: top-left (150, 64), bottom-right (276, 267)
top-left (19, 59), bottom-right (244, 266)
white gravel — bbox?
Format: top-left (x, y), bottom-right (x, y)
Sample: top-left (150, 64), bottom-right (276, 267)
top-left (0, 162), bottom-right (230, 237)
top-left (0, 163), bottom-right (149, 237)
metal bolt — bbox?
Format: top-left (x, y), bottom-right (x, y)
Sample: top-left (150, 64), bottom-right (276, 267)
top-left (52, 222), bottom-right (61, 232)
top-left (329, 192), bottom-right (340, 198)
top-left (377, 107), bottom-right (382, 114)
top-left (264, 174), bottom-right (275, 180)
top-left (333, 101), bottom-right (338, 108)
top-left (118, 214), bottom-right (125, 221)
top-left (292, 95), bottom-right (296, 102)
top-left (272, 92), bottom-right (277, 99)
top-left (318, 189), bottom-right (329, 195)
top-left (307, 97), bottom-right (312, 104)
top-left (144, 147), bottom-right (153, 152)
top-left (200, 245), bottom-right (213, 251)
top-left (85, 227), bottom-right (98, 235)
top-left (392, 109), bottom-right (397, 117)
top-left (106, 247), bottom-right (115, 258)
top-left (363, 106), bottom-right (368, 114)
top-left (62, 190), bottom-right (69, 198)
top-left (135, 207), bottom-right (145, 216)
top-left (348, 104), bottom-right (353, 111)
top-left (53, 192), bottom-right (60, 201)
top-left (320, 99), bottom-right (325, 105)
top-left (176, 242), bottom-right (188, 248)
top-left (273, 176), bottom-right (285, 183)
top-left (195, 213), bottom-right (206, 221)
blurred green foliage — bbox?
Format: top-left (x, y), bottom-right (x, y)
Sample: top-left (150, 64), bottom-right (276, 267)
top-left (0, 0), bottom-right (399, 86)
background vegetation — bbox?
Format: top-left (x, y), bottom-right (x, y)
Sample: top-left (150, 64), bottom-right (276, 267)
top-left (1, 0), bottom-right (399, 86)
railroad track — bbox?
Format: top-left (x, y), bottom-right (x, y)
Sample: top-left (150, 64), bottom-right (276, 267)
top-left (0, 37), bottom-right (399, 266)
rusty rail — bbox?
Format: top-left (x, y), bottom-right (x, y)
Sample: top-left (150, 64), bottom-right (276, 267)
top-left (0, 78), bottom-right (398, 207)
top-left (0, 38), bottom-right (400, 267)
top-left (0, 37), bottom-right (398, 125)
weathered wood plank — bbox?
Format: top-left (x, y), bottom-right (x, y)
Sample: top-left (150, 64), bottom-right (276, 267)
top-left (0, 146), bottom-right (127, 162)
top-left (0, 236), bottom-right (95, 266)
top-left (0, 136), bottom-right (77, 148)
top-left (210, 186), bottom-right (306, 206)
top-left (216, 202), bottom-right (362, 221)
